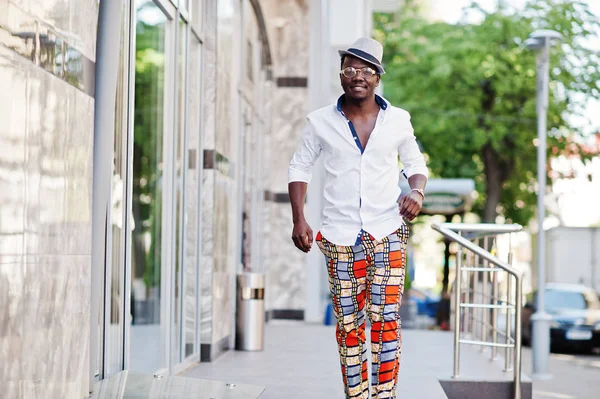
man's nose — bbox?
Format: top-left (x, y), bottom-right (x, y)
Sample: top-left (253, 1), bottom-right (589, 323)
top-left (352, 73), bottom-right (366, 83)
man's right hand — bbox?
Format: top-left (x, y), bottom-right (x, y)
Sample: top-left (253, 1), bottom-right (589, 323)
top-left (292, 219), bottom-right (313, 253)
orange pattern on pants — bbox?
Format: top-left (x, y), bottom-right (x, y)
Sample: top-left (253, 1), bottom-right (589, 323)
top-left (316, 226), bottom-right (408, 399)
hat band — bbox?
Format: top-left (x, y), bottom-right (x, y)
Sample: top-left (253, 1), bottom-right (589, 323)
top-left (347, 48), bottom-right (382, 68)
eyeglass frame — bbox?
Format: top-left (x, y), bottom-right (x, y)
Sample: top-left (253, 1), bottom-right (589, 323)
top-left (339, 66), bottom-right (379, 79)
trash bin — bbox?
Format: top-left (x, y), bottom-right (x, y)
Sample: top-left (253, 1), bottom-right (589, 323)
top-left (235, 272), bottom-right (265, 351)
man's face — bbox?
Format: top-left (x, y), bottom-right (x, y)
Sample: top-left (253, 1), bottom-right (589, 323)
top-left (340, 55), bottom-right (380, 102)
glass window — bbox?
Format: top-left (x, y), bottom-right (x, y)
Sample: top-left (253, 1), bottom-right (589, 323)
top-left (241, 107), bottom-right (255, 271)
top-left (179, 0), bottom-right (190, 12)
top-left (173, 18), bottom-right (188, 366)
top-left (192, 0), bottom-right (203, 31)
top-left (246, 40), bottom-right (253, 82)
top-left (104, 1), bottom-right (131, 375)
top-left (183, 37), bottom-right (203, 359)
top-left (129, 0), bottom-right (168, 372)
top-left (545, 289), bottom-right (587, 310)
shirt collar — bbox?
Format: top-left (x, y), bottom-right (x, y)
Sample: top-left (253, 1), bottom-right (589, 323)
top-left (336, 94), bottom-right (388, 114)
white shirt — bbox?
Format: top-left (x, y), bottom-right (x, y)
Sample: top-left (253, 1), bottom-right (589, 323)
top-left (288, 95), bottom-right (428, 246)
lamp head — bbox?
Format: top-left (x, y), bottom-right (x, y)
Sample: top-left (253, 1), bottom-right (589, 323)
top-left (526, 30), bottom-right (562, 50)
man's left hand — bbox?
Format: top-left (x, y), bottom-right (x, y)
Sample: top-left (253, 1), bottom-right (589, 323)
top-left (398, 191), bottom-right (423, 221)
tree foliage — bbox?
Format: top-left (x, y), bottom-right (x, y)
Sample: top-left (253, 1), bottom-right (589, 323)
top-left (375, 0), bottom-right (600, 224)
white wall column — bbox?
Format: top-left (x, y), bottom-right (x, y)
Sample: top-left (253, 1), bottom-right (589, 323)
top-left (304, 0), bottom-right (328, 323)
top-left (304, 0), bottom-right (374, 323)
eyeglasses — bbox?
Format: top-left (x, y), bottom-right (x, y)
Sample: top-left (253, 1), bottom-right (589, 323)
top-left (340, 66), bottom-right (378, 79)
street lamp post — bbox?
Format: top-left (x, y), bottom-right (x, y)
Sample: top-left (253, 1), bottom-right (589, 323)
top-left (525, 29), bottom-right (562, 380)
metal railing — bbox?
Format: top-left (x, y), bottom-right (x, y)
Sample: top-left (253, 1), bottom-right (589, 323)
top-left (432, 223), bottom-right (524, 399)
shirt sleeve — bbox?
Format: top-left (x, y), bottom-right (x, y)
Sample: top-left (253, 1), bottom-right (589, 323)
top-left (398, 113), bottom-right (429, 179)
top-left (288, 121), bottom-right (322, 183)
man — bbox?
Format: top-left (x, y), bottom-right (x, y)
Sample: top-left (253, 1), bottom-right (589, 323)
top-left (287, 37), bottom-right (428, 399)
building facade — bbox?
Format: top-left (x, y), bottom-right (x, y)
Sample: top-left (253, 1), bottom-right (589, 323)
top-left (0, 0), bottom-right (383, 397)
top-left (1, 0), bottom-right (99, 397)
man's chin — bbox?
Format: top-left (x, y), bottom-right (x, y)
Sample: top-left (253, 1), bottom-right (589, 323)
top-left (344, 92), bottom-right (369, 102)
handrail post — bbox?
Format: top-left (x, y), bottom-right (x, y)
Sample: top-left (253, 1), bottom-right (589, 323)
top-left (472, 244), bottom-right (479, 340)
top-left (464, 281), bottom-right (470, 335)
top-left (491, 261), bottom-right (498, 360)
top-left (481, 236), bottom-right (489, 352)
top-left (505, 252), bottom-right (514, 373)
top-left (466, 251), bottom-right (472, 336)
top-left (453, 233), bottom-right (463, 378)
top-left (514, 276), bottom-right (523, 399)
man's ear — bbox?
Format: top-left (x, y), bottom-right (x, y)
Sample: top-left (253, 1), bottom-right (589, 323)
top-left (376, 75), bottom-right (381, 86)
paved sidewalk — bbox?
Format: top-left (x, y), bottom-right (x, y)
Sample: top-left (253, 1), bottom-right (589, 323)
top-left (185, 321), bottom-right (500, 399)
top-left (185, 321), bottom-right (600, 399)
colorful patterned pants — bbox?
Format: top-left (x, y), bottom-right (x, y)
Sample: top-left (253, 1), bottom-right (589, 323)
top-left (316, 226), bottom-right (408, 399)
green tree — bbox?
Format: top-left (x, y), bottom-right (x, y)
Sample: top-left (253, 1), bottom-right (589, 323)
top-left (375, 0), bottom-right (600, 224)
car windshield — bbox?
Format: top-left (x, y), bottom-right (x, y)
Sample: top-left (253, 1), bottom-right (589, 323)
top-left (545, 289), bottom-right (587, 310)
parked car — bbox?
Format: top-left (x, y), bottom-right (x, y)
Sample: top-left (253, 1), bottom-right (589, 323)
top-left (407, 288), bottom-right (441, 319)
top-left (521, 283), bottom-right (600, 352)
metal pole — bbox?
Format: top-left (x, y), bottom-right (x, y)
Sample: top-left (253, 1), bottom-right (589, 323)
top-left (531, 37), bottom-right (552, 380)
top-left (465, 250), bottom-right (472, 336)
top-left (491, 260), bottom-right (498, 360)
top-left (472, 245), bottom-right (479, 339)
top-left (505, 253), bottom-right (513, 372)
top-left (91, 0), bottom-right (123, 389)
top-left (481, 237), bottom-right (489, 351)
top-left (463, 272), bottom-right (470, 335)
top-left (453, 234), bottom-right (463, 378)
top-left (514, 277), bottom-right (524, 399)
